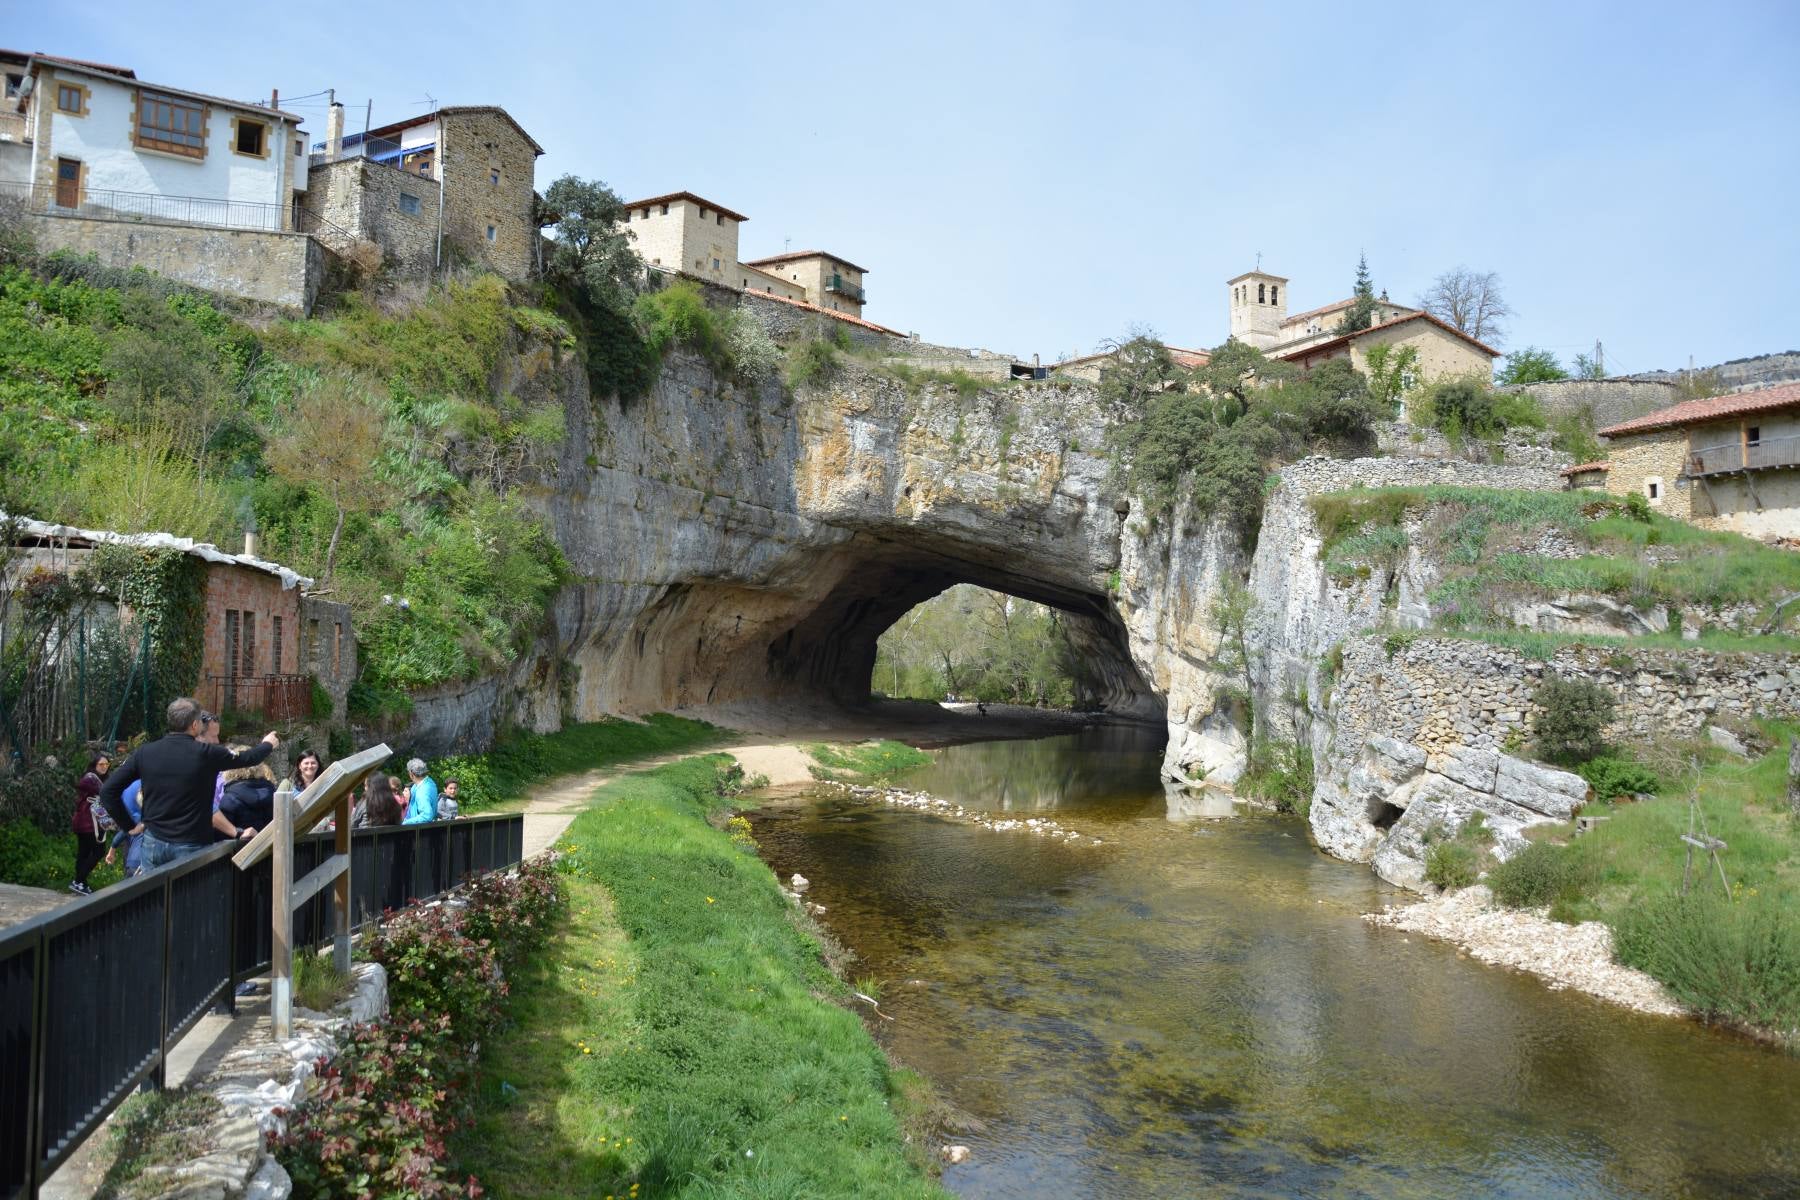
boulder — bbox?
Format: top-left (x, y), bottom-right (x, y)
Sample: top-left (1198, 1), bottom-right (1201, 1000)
top-left (1492, 756), bottom-right (1589, 819)
top-left (1706, 726), bottom-right (1750, 758)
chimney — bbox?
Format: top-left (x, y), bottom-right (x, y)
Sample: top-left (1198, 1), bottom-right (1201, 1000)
top-left (270, 88), bottom-right (279, 109)
top-left (244, 531), bottom-right (260, 559)
top-left (326, 101), bottom-right (345, 158)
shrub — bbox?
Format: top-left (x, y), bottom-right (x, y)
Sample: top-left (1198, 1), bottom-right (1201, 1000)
top-left (1425, 839), bottom-right (1480, 890)
top-left (1614, 892), bottom-right (1800, 1032)
top-left (724, 309), bottom-right (781, 381)
top-left (275, 855), bottom-right (565, 1198)
top-left (1532, 676), bottom-right (1616, 764)
top-left (786, 337), bottom-right (840, 389)
top-left (1488, 840), bottom-right (1596, 909)
top-left (0, 759), bottom-right (82, 833)
top-left (1578, 755), bottom-right (1659, 800)
top-left (635, 280), bottom-right (728, 368)
top-left (1239, 737), bottom-right (1314, 818)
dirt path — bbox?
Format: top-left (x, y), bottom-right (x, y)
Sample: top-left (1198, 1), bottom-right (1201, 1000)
top-left (517, 741), bottom-right (824, 858)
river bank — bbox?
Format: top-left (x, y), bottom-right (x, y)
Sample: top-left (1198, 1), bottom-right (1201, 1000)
top-left (456, 755), bottom-right (951, 1198)
top-left (1366, 884), bottom-right (1684, 1016)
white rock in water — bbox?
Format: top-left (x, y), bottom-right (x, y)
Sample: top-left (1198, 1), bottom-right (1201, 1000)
top-left (790, 873), bottom-right (811, 892)
top-left (942, 1145), bottom-right (972, 1164)
top-left (1706, 726), bottom-right (1749, 757)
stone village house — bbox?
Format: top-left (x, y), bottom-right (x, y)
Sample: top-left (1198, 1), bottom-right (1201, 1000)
top-left (304, 101), bottom-right (544, 283)
top-left (2, 515), bottom-right (356, 728)
top-left (621, 190), bottom-right (887, 325)
top-left (1583, 381), bottom-right (1800, 540)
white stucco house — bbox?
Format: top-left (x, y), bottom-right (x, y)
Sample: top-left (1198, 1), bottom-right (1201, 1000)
top-left (8, 52), bottom-right (307, 230)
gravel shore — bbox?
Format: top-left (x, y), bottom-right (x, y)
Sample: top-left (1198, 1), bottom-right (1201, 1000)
top-left (1366, 885), bottom-right (1684, 1018)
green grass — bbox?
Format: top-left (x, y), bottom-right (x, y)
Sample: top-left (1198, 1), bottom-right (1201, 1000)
top-left (97, 1088), bottom-right (222, 1199)
top-left (440, 713), bottom-right (728, 814)
top-left (1432, 626), bottom-right (1800, 659)
top-left (1485, 724), bottom-right (1800, 1036)
top-left (1308, 485), bottom-right (1800, 618)
top-left (458, 757), bottom-right (948, 1198)
top-left (292, 948), bottom-right (354, 1012)
top-left (807, 741), bottom-right (933, 783)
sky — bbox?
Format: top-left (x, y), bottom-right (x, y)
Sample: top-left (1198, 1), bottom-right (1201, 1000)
top-left (16, 0), bottom-right (1799, 374)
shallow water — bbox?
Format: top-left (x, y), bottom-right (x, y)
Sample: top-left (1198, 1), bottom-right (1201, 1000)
top-left (749, 726), bottom-right (1800, 1199)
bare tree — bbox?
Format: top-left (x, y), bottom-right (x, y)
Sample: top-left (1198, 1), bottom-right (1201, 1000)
top-left (267, 373), bottom-right (386, 588)
top-left (1418, 267), bottom-right (1514, 347)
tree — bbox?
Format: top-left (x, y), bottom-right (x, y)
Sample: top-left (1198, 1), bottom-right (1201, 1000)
top-left (1572, 352), bottom-right (1607, 380)
top-left (1418, 267), bottom-right (1514, 346)
top-left (267, 373), bottom-right (386, 589)
top-left (542, 176), bottom-right (643, 307)
top-left (1496, 346), bottom-right (1568, 386)
top-left (1363, 343), bottom-right (1421, 414)
top-left (1340, 253), bottom-right (1377, 333)
top-left (1212, 576), bottom-right (1258, 740)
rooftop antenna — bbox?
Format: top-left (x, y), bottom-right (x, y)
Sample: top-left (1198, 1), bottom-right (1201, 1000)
top-left (1255, 250), bottom-right (1262, 271)
top-left (784, 237), bottom-right (792, 253)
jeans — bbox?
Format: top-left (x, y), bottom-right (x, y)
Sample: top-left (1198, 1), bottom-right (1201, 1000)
top-left (140, 833), bottom-right (208, 870)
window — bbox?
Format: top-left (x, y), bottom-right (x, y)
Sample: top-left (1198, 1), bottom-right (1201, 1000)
top-left (233, 117), bottom-right (266, 157)
top-left (294, 136), bottom-right (304, 156)
top-left (224, 612), bottom-right (240, 679)
top-left (417, 162), bottom-right (430, 176)
top-left (272, 615), bottom-right (283, 673)
top-left (241, 612), bottom-right (256, 677)
top-left (486, 225), bottom-right (497, 242)
top-left (1257, 282), bottom-right (1266, 303)
top-left (56, 83), bottom-right (87, 115)
top-left (490, 169), bottom-right (500, 185)
top-left (399, 192), bottom-right (422, 216)
top-left (716, 213), bottom-right (724, 225)
top-left (1747, 426), bottom-right (1762, 446)
top-left (1646, 478), bottom-right (1662, 502)
top-left (4, 74), bottom-right (22, 99)
top-left (640, 207), bottom-right (649, 219)
top-left (711, 257), bottom-right (720, 270)
top-left (659, 203), bottom-right (668, 215)
top-left (1270, 285), bottom-right (1278, 305)
top-left (134, 90), bottom-right (207, 158)
top-left (306, 618), bottom-right (321, 668)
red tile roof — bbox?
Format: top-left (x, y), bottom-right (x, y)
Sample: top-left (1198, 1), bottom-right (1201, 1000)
top-left (1269, 311), bottom-right (1501, 362)
top-left (1560, 461), bottom-right (1611, 476)
top-left (1053, 343), bottom-right (1212, 370)
top-left (744, 249), bottom-right (870, 275)
top-left (1596, 382), bottom-right (1800, 438)
top-left (623, 192), bottom-right (750, 223)
top-left (1281, 297), bottom-right (1416, 327)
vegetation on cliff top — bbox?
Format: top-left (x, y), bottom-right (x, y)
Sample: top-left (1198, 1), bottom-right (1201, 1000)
top-left (1309, 484), bottom-right (1800, 626)
top-left (1103, 336), bottom-right (1389, 544)
top-left (459, 756), bottom-right (949, 1197)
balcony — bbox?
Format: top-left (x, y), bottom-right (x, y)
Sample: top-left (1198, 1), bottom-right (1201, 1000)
top-left (826, 273), bottom-right (865, 304)
top-left (0, 178), bottom-right (293, 233)
top-left (1688, 434), bottom-right (1800, 477)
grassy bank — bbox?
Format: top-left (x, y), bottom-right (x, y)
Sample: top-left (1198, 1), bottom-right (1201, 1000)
top-left (458, 756), bottom-right (949, 1198)
top-left (435, 713), bottom-right (727, 813)
top-left (1482, 724), bottom-right (1800, 1039)
top-left (807, 740), bottom-right (933, 784)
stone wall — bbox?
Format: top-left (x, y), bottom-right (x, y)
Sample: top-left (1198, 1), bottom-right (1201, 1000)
top-left (299, 596), bottom-right (357, 719)
top-left (25, 213), bottom-right (323, 311)
top-left (1309, 632), bottom-right (1800, 886)
top-left (1600, 427), bottom-right (1695, 517)
top-left (737, 288), bottom-right (896, 349)
top-left (304, 158), bottom-right (437, 276)
top-left (438, 108), bottom-right (538, 282)
top-left (1374, 421), bottom-right (1571, 470)
top-left (1502, 378), bottom-right (1679, 431)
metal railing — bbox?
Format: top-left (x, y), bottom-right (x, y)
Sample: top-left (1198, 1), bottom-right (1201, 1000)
top-left (826, 273), bottom-right (865, 303)
top-left (205, 674), bottom-right (313, 724)
top-left (0, 811), bottom-right (523, 1199)
top-left (0, 179), bottom-right (292, 234)
top-left (1688, 434), bottom-right (1800, 476)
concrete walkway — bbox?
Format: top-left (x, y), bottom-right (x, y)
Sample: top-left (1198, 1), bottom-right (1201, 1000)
top-left (0, 881), bottom-right (78, 931)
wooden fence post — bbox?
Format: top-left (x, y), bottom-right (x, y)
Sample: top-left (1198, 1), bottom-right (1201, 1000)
top-left (271, 781), bottom-right (294, 1039)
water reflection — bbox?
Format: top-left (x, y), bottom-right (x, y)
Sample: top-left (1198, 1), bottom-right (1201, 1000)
top-left (750, 734), bottom-right (1800, 1200)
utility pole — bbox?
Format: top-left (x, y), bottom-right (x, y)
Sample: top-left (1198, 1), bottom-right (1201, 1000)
top-left (1595, 339), bottom-right (1605, 378)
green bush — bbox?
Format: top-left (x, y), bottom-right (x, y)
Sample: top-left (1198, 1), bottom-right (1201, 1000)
top-left (0, 759), bottom-right (82, 833)
top-left (1425, 839), bottom-right (1480, 890)
top-left (1532, 676), bottom-right (1616, 764)
top-left (1239, 737), bottom-right (1314, 818)
top-left (786, 336), bottom-right (840, 389)
top-left (635, 279), bottom-right (728, 369)
top-left (1488, 840), bottom-right (1597, 909)
top-left (1578, 755), bottom-right (1659, 800)
top-left (1614, 891), bottom-right (1800, 1032)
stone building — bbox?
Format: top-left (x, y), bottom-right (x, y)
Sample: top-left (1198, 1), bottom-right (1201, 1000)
top-left (306, 102), bottom-right (543, 282)
top-left (0, 516), bottom-right (354, 725)
top-left (1596, 381), bottom-right (1800, 538)
top-left (742, 249), bottom-right (868, 317)
top-left (1052, 343), bottom-right (1211, 383)
top-left (1225, 267), bottom-right (1497, 386)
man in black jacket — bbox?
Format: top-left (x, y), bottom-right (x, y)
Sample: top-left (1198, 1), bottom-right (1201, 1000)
top-left (100, 697), bottom-right (280, 870)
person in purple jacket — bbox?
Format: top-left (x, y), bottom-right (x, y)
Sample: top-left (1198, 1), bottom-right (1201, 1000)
top-left (69, 755), bottom-right (111, 894)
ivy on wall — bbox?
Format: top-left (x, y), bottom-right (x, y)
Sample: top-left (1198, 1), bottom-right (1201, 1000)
top-left (80, 545), bottom-right (207, 734)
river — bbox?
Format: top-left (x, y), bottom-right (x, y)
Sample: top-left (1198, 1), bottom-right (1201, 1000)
top-left (748, 725), bottom-right (1800, 1199)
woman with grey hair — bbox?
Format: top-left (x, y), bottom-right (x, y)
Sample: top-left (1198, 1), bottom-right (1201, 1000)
top-left (401, 757), bottom-right (440, 824)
